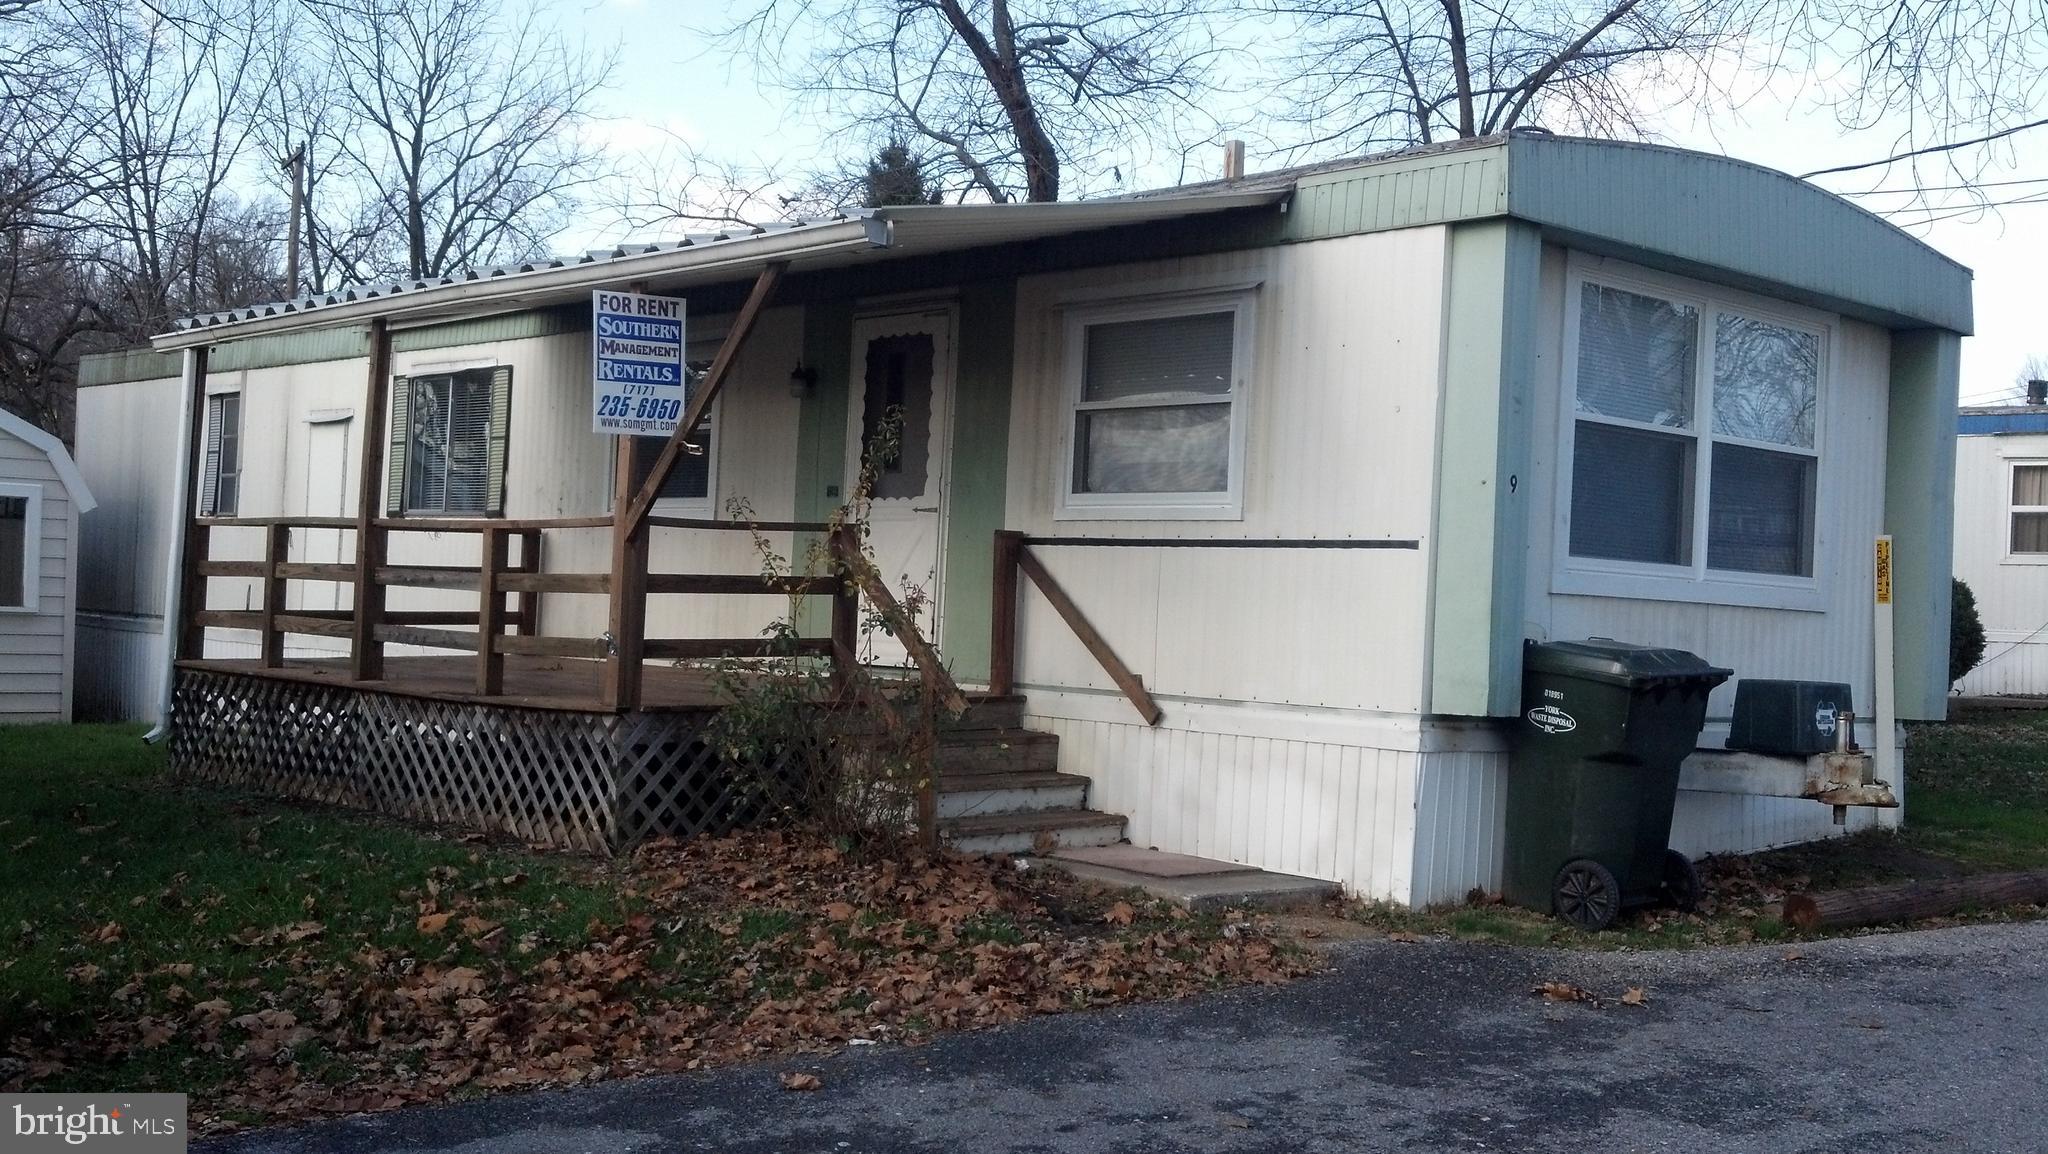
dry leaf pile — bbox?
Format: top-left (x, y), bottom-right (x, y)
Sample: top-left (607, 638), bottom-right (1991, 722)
top-left (4, 831), bottom-right (1309, 1133)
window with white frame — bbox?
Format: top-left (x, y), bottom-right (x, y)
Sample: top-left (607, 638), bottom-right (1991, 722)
top-left (1060, 292), bottom-right (1253, 518)
top-left (201, 392), bottom-right (242, 516)
top-left (2011, 463), bottom-right (2048, 554)
top-left (0, 482), bottom-right (39, 610)
top-left (623, 357), bottom-right (717, 513)
top-left (1564, 273), bottom-right (1824, 588)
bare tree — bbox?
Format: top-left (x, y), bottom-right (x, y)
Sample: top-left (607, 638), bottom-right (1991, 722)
top-left (296, 0), bottom-right (616, 279)
top-left (1267, 0), bottom-right (1749, 153)
top-left (718, 0), bottom-right (1231, 203)
top-left (1267, 0), bottom-right (2048, 203)
top-left (61, 0), bottom-right (282, 334)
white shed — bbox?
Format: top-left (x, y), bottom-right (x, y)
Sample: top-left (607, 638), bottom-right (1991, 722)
top-left (0, 407), bottom-right (95, 723)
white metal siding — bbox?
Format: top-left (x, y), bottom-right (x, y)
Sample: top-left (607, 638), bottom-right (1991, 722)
top-left (75, 377), bottom-right (184, 618)
top-left (1953, 430), bottom-right (2048, 696)
top-left (1002, 231), bottom-right (1448, 902)
top-left (1005, 229), bottom-right (1446, 712)
top-left (0, 434), bottom-right (73, 722)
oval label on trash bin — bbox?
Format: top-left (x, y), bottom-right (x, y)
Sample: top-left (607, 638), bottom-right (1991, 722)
top-left (1527, 705), bottom-right (1577, 734)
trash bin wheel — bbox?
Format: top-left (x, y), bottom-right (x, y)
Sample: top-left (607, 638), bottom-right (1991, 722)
top-left (1662, 849), bottom-right (1702, 913)
top-left (1552, 859), bottom-right (1621, 931)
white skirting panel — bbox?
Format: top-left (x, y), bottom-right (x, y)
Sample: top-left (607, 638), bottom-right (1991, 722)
top-left (1955, 638), bottom-right (2048, 698)
top-left (1027, 695), bottom-right (1912, 909)
top-left (1409, 750), bottom-right (1509, 906)
top-left (76, 612), bottom-right (164, 723)
top-left (1022, 693), bottom-right (1422, 903)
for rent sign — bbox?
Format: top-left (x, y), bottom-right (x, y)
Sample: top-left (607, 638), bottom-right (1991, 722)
top-left (592, 290), bottom-right (687, 435)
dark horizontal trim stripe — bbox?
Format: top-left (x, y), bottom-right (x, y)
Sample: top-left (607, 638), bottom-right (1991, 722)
top-left (1021, 536), bottom-right (1420, 550)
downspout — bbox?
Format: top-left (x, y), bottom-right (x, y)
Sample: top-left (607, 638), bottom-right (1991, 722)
top-left (144, 346), bottom-right (203, 743)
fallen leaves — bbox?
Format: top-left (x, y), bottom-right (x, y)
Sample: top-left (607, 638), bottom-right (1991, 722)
top-left (1533, 981), bottom-right (1652, 1009)
top-left (6, 830), bottom-right (1313, 1136)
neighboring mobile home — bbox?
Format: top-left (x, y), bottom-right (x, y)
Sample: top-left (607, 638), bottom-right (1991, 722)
top-left (0, 406), bottom-right (95, 722)
top-left (1952, 394), bottom-right (2048, 696)
top-left (74, 132), bottom-right (1968, 905)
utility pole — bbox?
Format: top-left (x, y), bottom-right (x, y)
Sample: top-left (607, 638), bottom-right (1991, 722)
top-left (282, 144), bottom-right (305, 295)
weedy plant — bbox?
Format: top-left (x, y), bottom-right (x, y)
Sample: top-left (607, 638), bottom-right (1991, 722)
top-left (702, 407), bottom-right (964, 851)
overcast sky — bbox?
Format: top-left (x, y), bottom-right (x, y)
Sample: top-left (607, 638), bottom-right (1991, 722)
top-left (561, 0), bottom-right (2044, 405)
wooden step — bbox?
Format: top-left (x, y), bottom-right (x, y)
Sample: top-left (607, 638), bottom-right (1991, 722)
top-left (940, 808), bottom-right (1126, 855)
top-left (933, 730), bottom-right (1058, 775)
top-left (935, 770), bottom-right (1090, 820)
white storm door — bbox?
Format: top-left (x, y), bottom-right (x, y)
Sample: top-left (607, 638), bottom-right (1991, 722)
top-left (294, 417), bottom-right (352, 615)
top-left (845, 311), bottom-right (955, 667)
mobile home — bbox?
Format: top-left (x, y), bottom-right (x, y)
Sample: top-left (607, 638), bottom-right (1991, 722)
top-left (75, 132), bottom-right (1967, 904)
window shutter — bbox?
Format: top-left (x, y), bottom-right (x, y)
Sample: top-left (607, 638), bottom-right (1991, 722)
top-left (200, 395), bottom-right (224, 516)
top-left (385, 375), bottom-right (410, 516)
top-left (485, 366), bottom-right (512, 515)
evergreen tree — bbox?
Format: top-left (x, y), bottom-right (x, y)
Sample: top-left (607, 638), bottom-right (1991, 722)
top-left (861, 141), bottom-right (941, 207)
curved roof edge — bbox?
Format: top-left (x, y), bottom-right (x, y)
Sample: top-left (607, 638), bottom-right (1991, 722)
top-left (1503, 133), bottom-right (1973, 334)
top-left (0, 407), bottom-right (95, 513)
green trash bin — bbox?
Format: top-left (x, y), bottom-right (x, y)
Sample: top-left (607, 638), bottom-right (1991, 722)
top-left (1504, 639), bottom-right (1731, 930)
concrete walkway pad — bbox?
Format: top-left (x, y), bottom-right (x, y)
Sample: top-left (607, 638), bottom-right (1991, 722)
top-left (1042, 845), bottom-right (1339, 912)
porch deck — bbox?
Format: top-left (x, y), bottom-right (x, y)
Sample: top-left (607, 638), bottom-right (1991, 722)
top-left (178, 654), bottom-right (741, 713)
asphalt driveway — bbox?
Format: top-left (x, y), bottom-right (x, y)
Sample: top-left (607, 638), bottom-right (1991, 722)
top-left (201, 920), bottom-right (2047, 1154)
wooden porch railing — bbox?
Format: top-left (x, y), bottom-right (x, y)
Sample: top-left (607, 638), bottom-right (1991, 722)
top-left (181, 512), bottom-right (862, 706)
top-left (989, 529), bottom-right (1163, 726)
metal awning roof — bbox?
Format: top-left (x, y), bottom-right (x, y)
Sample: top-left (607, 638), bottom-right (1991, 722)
top-left (150, 190), bottom-right (1288, 350)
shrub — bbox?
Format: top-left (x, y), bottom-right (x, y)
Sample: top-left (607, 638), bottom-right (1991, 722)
top-left (1951, 577), bottom-right (1987, 686)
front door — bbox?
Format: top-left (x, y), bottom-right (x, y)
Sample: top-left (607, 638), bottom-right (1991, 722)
top-left (293, 416), bottom-right (352, 616)
top-left (845, 311), bottom-right (954, 666)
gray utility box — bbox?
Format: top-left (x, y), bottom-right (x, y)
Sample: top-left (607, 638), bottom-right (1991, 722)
top-left (1726, 680), bottom-right (1853, 757)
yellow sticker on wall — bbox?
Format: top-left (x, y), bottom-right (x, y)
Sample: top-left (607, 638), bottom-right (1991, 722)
top-left (1875, 537), bottom-right (1893, 605)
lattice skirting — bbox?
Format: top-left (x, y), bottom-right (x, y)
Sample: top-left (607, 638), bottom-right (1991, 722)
top-left (169, 668), bottom-right (792, 852)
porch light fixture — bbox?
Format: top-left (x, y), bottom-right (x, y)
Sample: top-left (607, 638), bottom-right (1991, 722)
top-left (789, 361), bottom-right (818, 399)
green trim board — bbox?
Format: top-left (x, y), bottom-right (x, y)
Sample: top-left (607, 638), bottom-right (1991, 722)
top-left (935, 278), bottom-right (1017, 684)
top-left (1885, 329), bottom-right (1963, 720)
top-left (791, 299), bottom-right (854, 638)
top-left (1428, 219), bottom-right (1543, 718)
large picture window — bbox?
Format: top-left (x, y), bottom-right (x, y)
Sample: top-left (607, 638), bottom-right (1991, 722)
top-left (1563, 270), bottom-right (1825, 595)
top-left (1059, 291), bottom-right (1253, 519)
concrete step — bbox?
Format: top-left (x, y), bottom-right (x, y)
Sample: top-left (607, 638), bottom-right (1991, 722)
top-left (931, 730), bottom-right (1058, 776)
top-left (940, 808), bottom-right (1126, 855)
top-left (935, 770), bottom-right (1090, 820)
top-left (1039, 845), bottom-right (1341, 913)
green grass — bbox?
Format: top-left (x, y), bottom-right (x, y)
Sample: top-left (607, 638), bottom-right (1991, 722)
top-left (0, 724), bottom-right (641, 1093)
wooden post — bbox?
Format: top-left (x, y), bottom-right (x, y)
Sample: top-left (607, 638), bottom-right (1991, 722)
top-left (622, 261), bottom-right (786, 534)
top-left (476, 525), bottom-right (507, 695)
top-left (514, 529), bottom-right (541, 636)
top-left (829, 528), bottom-right (861, 698)
top-left (174, 347), bottom-right (212, 662)
top-left (259, 522), bottom-right (290, 668)
top-left (1016, 547), bottom-right (1162, 726)
top-left (350, 318), bottom-right (392, 681)
top-left (990, 530), bottom-right (1023, 696)
top-left (603, 438), bottom-right (648, 711)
